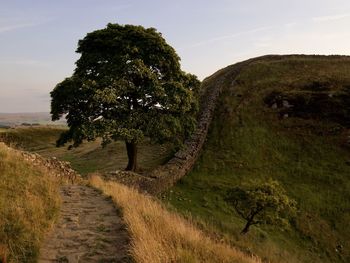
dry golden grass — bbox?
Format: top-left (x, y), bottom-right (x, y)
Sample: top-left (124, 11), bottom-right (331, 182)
top-left (0, 143), bottom-right (60, 262)
top-left (89, 175), bottom-right (260, 263)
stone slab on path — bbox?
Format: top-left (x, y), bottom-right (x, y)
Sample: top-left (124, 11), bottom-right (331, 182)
top-left (39, 185), bottom-right (130, 263)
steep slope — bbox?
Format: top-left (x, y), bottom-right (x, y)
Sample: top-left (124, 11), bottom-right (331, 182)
top-left (0, 143), bottom-right (60, 262)
top-left (166, 55), bottom-right (350, 263)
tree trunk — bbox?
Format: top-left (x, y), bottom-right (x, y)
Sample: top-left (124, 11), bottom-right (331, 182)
top-left (125, 141), bottom-right (137, 171)
top-left (240, 220), bottom-right (252, 235)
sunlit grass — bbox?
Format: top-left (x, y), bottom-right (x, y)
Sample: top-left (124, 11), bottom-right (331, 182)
top-left (90, 175), bottom-right (260, 263)
top-left (0, 143), bottom-right (60, 262)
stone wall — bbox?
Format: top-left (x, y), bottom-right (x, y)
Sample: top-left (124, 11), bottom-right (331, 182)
top-left (20, 151), bottom-right (82, 183)
top-left (137, 59), bottom-right (256, 195)
top-left (0, 142), bottom-right (82, 184)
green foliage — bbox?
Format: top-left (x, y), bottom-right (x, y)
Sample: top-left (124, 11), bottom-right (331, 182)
top-left (226, 179), bottom-right (296, 234)
top-left (51, 24), bottom-right (200, 149)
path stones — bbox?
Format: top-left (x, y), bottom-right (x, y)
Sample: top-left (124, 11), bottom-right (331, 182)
top-left (38, 185), bottom-right (130, 263)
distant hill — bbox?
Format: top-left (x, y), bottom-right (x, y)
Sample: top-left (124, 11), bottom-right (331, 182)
top-left (167, 55), bottom-right (350, 263)
top-left (0, 112), bottom-right (66, 127)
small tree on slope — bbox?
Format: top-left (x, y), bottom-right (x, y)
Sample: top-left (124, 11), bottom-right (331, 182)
top-left (50, 24), bottom-right (200, 171)
top-left (225, 179), bottom-right (297, 234)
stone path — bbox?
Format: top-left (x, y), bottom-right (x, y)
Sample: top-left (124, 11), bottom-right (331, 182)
top-left (39, 185), bottom-right (130, 263)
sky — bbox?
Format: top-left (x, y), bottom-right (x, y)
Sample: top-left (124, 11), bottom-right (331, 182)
top-left (1, 0), bottom-right (350, 113)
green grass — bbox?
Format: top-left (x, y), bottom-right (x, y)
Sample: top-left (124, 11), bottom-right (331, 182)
top-left (0, 126), bottom-right (173, 175)
top-left (0, 143), bottom-right (60, 262)
top-left (165, 56), bottom-right (350, 263)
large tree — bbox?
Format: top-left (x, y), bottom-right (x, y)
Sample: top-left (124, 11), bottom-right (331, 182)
top-left (51, 24), bottom-right (200, 171)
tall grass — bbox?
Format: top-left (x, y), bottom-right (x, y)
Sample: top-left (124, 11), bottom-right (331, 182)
top-left (0, 143), bottom-right (60, 262)
top-left (90, 175), bottom-right (260, 263)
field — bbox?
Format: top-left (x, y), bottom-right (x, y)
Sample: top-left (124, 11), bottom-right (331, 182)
top-left (165, 56), bottom-right (350, 263)
top-left (0, 126), bottom-right (173, 175)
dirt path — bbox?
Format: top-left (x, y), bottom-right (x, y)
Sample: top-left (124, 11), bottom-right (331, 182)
top-left (39, 185), bottom-right (130, 263)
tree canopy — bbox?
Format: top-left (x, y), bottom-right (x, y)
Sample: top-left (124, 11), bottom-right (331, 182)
top-left (225, 179), bottom-right (297, 234)
top-left (51, 23), bottom-right (200, 171)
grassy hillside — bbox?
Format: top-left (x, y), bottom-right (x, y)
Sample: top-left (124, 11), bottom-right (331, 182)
top-left (0, 143), bottom-right (60, 262)
top-left (0, 126), bottom-right (173, 175)
top-left (165, 55), bottom-right (350, 263)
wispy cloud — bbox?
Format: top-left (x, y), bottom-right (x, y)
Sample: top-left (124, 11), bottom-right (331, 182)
top-left (284, 22), bottom-right (297, 28)
top-left (254, 36), bottom-right (273, 48)
top-left (312, 13), bottom-right (350, 22)
top-left (182, 26), bottom-right (274, 50)
top-left (0, 59), bottom-right (49, 66)
top-left (0, 22), bottom-right (38, 33)
top-left (0, 16), bottom-right (54, 34)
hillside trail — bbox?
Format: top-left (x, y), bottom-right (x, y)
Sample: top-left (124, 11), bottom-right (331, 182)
top-left (38, 184), bottom-right (130, 263)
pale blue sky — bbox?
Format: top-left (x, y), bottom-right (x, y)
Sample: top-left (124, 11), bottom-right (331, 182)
top-left (1, 0), bottom-right (350, 112)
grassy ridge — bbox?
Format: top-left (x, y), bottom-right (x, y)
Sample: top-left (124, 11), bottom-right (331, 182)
top-left (0, 143), bottom-right (60, 262)
top-left (90, 175), bottom-right (260, 263)
top-left (0, 126), bottom-right (173, 175)
top-left (166, 56), bottom-right (350, 263)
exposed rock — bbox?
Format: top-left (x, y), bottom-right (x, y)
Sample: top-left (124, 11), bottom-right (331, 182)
top-left (282, 100), bottom-right (293, 108)
top-left (265, 88), bottom-right (350, 127)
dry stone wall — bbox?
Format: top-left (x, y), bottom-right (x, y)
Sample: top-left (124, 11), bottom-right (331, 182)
top-left (0, 142), bottom-right (82, 183)
top-left (21, 151), bottom-right (82, 183)
top-left (139, 59), bottom-right (256, 195)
